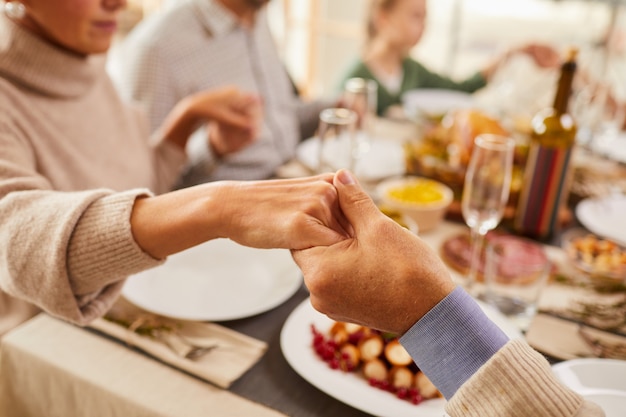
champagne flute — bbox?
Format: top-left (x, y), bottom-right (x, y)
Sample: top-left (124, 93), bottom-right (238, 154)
top-left (461, 134), bottom-right (515, 293)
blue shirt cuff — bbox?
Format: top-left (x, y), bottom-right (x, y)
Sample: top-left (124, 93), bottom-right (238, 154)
top-left (399, 286), bottom-right (509, 399)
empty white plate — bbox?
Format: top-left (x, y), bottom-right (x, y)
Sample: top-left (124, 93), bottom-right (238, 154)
top-left (122, 239), bottom-right (302, 321)
top-left (576, 195), bottom-right (626, 246)
top-left (590, 132), bottom-right (626, 164)
top-left (296, 133), bottom-right (405, 182)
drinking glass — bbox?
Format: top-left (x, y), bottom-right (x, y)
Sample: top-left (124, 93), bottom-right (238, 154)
top-left (316, 108), bottom-right (358, 174)
top-left (589, 85), bottom-right (625, 153)
top-left (461, 134), bottom-right (515, 292)
top-left (483, 238), bottom-right (551, 332)
top-left (342, 78), bottom-right (378, 156)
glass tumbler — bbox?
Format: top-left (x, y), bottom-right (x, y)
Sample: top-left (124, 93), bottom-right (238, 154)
top-left (483, 237), bottom-right (551, 332)
top-left (316, 108), bottom-right (358, 174)
top-left (343, 77), bottom-right (378, 156)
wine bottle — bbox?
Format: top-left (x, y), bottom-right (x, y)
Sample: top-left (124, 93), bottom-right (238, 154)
top-left (514, 48), bottom-right (578, 240)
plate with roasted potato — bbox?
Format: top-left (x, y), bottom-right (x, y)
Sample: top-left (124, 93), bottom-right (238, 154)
top-left (281, 297), bottom-right (521, 417)
top-left (561, 228), bottom-right (626, 282)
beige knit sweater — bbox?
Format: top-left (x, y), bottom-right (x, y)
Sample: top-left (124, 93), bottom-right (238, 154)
top-left (0, 15), bottom-right (186, 335)
top-left (446, 340), bottom-right (604, 417)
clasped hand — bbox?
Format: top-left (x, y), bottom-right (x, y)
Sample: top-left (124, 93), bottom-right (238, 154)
top-left (162, 85), bottom-right (262, 152)
top-left (187, 86), bottom-right (263, 157)
top-left (291, 170), bottom-right (455, 336)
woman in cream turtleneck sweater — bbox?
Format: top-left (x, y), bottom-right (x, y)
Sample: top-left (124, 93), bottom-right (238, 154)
top-left (0, 0), bottom-right (350, 335)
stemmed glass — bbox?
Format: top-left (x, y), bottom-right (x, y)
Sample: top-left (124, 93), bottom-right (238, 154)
top-left (461, 134), bottom-right (515, 293)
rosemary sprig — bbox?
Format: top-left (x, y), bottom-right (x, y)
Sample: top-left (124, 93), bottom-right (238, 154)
top-left (103, 314), bottom-right (176, 338)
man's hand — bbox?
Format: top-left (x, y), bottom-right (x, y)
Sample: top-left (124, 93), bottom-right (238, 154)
top-left (292, 170), bottom-right (455, 335)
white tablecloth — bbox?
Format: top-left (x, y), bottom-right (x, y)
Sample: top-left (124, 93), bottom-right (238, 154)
top-left (0, 315), bottom-right (285, 417)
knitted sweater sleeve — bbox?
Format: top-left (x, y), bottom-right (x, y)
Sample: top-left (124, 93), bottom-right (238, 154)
top-left (445, 339), bottom-right (605, 417)
top-left (126, 103), bottom-right (187, 195)
top-left (0, 120), bottom-right (164, 326)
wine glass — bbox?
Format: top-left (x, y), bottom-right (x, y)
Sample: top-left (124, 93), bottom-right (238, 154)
top-left (316, 108), bottom-right (358, 174)
top-left (461, 134), bottom-right (515, 293)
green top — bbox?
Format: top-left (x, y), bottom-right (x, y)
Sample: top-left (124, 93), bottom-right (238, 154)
top-left (340, 58), bottom-right (487, 116)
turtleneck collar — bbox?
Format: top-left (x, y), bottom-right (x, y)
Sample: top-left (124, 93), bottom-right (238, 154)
top-left (0, 13), bottom-right (105, 99)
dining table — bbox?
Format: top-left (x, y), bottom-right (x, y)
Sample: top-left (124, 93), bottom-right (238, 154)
top-left (1, 216), bottom-right (623, 417)
top-left (0, 285), bottom-right (373, 417)
top-left (1, 111), bottom-right (625, 417)
top-left (0, 217), bottom-right (485, 417)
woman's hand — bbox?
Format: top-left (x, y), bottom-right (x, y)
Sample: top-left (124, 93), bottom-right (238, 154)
top-left (211, 174), bottom-right (351, 250)
top-left (130, 174), bottom-right (351, 259)
top-left (516, 43), bottom-right (561, 69)
top-left (481, 42), bottom-right (561, 81)
top-left (291, 170), bottom-right (455, 335)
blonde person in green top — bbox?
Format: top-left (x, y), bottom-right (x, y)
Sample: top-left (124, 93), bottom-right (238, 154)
top-left (341, 0), bottom-right (562, 116)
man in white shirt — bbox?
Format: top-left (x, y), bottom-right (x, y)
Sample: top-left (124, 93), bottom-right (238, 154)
top-left (112, 0), bottom-right (333, 185)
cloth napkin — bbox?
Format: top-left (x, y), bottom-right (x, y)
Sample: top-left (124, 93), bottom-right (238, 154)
top-left (526, 313), bottom-right (626, 360)
top-left (88, 298), bottom-right (267, 388)
top-left (525, 261), bottom-right (626, 361)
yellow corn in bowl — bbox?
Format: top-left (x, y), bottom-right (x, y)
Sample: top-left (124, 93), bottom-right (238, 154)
top-left (377, 177), bottom-right (453, 232)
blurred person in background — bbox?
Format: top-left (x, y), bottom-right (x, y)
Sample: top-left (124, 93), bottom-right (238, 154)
top-left (293, 169), bottom-right (604, 417)
top-left (111, 0), bottom-right (335, 186)
top-left (0, 0), bottom-right (349, 336)
top-left (341, 0), bottom-right (562, 117)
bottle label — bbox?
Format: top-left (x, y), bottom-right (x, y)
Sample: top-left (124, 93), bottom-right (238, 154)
top-left (515, 144), bottom-right (573, 238)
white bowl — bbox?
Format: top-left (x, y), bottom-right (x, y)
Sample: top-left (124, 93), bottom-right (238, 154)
top-left (552, 358), bottom-right (626, 417)
top-left (377, 176), bottom-right (453, 233)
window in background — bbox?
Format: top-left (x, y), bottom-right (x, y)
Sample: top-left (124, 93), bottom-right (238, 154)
top-left (116, 0), bottom-right (623, 100)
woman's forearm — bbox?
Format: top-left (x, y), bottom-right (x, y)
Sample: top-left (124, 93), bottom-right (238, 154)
top-left (129, 183), bottom-right (225, 259)
top-left (129, 176), bottom-right (350, 260)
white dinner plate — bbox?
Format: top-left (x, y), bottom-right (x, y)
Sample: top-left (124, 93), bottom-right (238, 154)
top-left (590, 132), bottom-right (626, 164)
top-left (280, 297), bottom-right (522, 417)
top-left (296, 133), bottom-right (405, 182)
top-left (552, 358), bottom-right (626, 417)
top-left (122, 239), bottom-right (302, 321)
top-left (401, 89), bottom-right (474, 119)
top-left (575, 196), bottom-right (626, 246)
